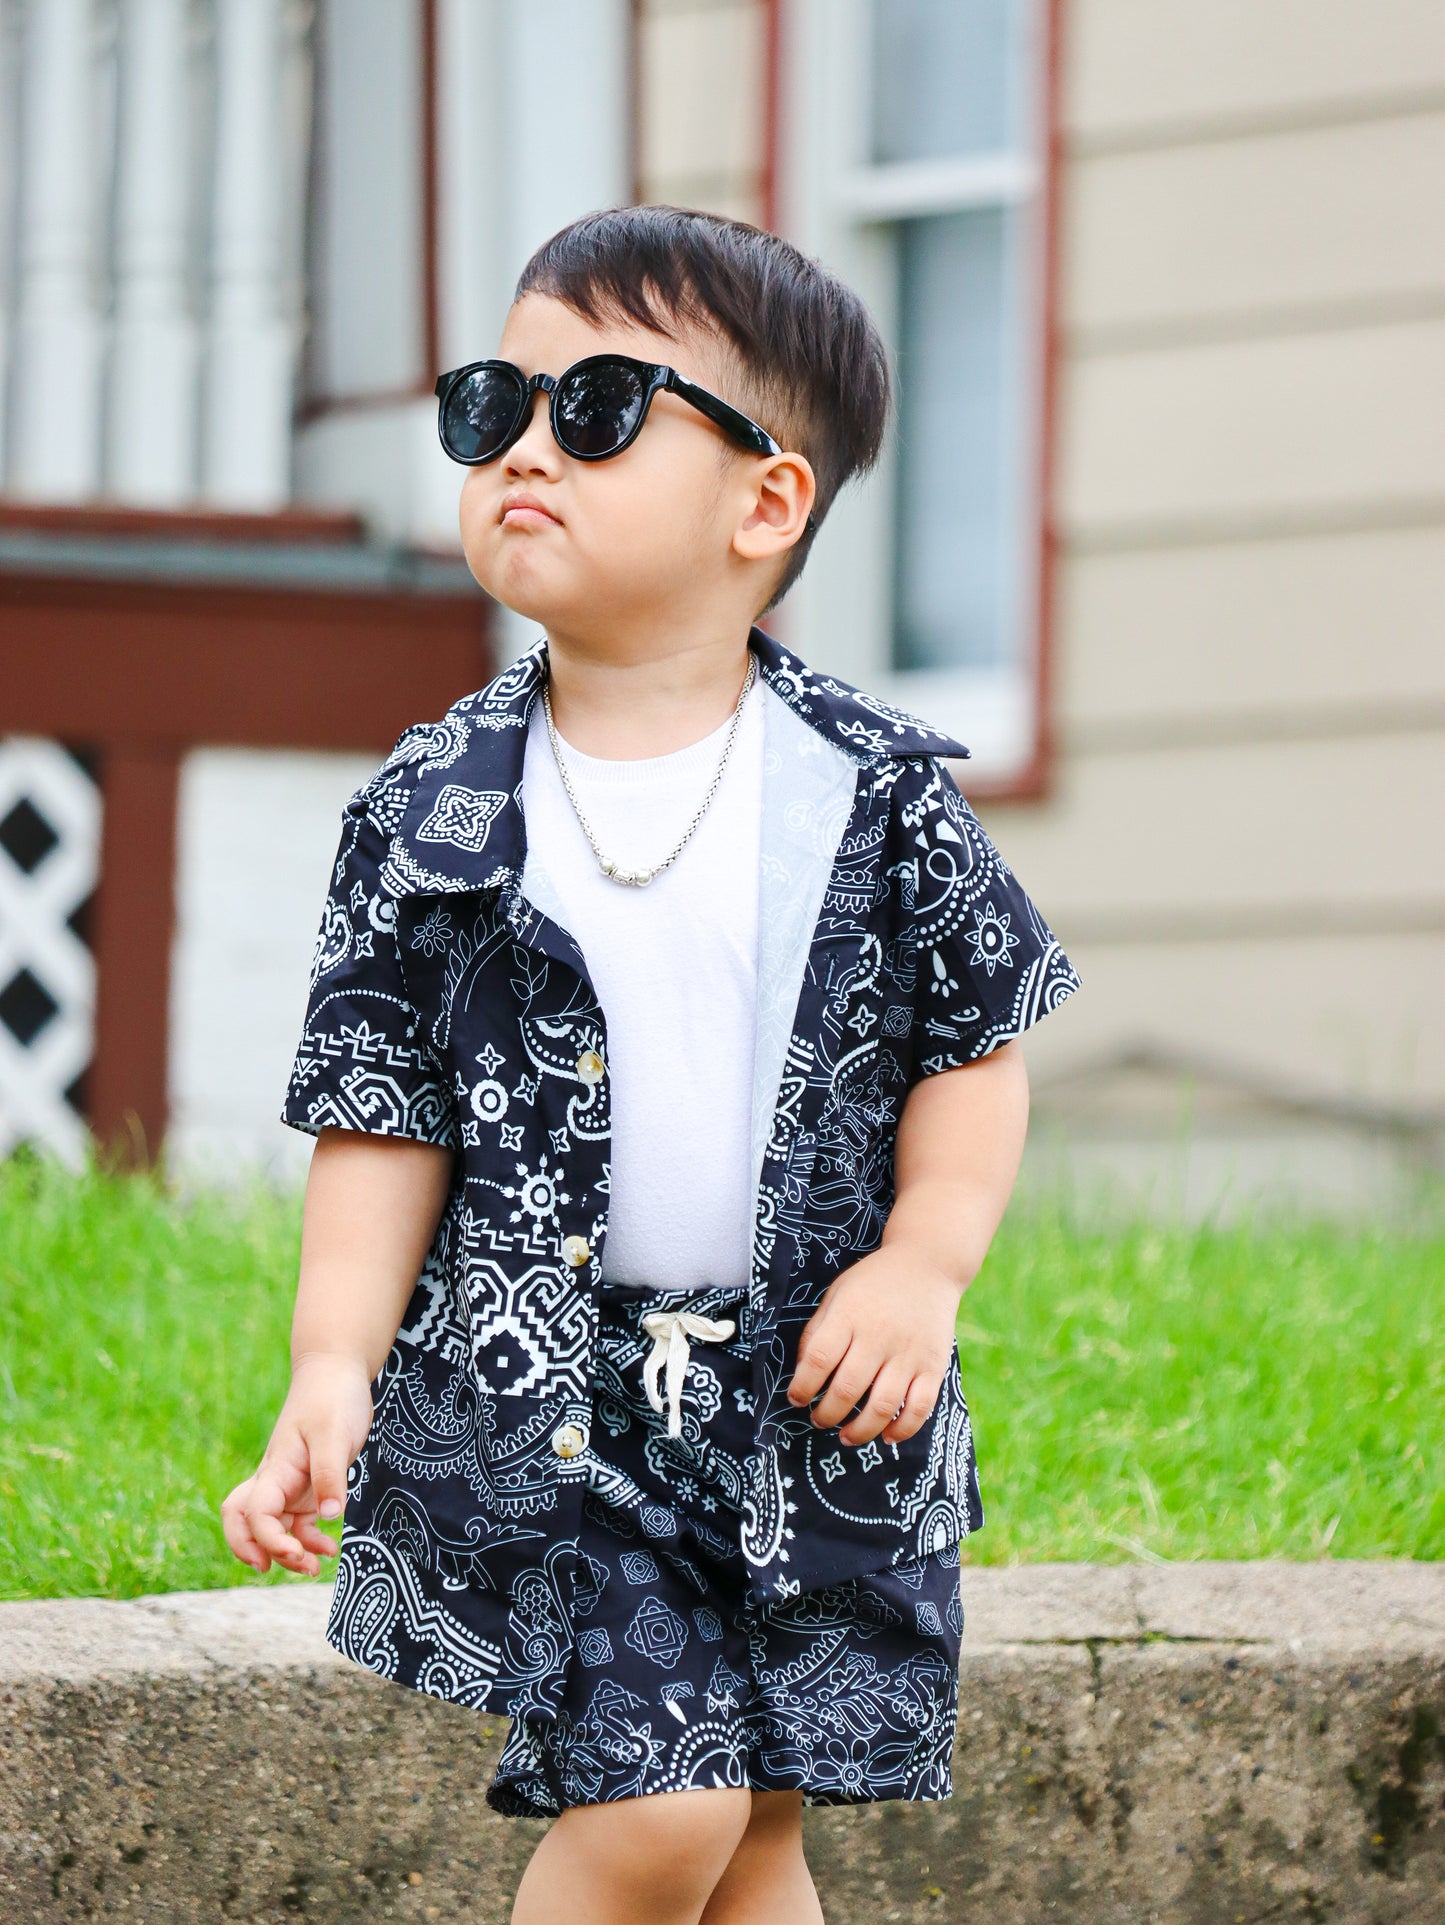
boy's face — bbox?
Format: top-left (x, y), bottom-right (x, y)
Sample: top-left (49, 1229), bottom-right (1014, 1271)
top-left (456, 293), bottom-right (811, 637)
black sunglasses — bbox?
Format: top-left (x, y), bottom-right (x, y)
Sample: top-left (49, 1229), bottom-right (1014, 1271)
top-left (435, 352), bottom-right (785, 468)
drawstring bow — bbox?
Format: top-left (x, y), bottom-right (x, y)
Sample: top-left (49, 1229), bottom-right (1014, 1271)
top-left (641, 1310), bottom-right (737, 1438)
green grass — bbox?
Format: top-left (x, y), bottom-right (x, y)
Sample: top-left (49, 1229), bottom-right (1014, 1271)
top-left (957, 1208), bottom-right (1443, 1564)
top-left (1, 1154), bottom-right (1440, 1601)
top-left (0, 1153), bottom-right (309, 1602)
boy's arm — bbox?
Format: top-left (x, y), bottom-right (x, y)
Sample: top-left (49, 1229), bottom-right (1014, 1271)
top-left (221, 1127), bottom-right (454, 1576)
top-left (292, 1125), bottom-right (455, 1380)
top-left (785, 1038), bottom-right (1029, 1446)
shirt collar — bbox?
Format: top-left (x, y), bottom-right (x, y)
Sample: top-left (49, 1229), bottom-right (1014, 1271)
top-left (746, 625), bottom-right (971, 763)
top-left (381, 623), bottom-right (969, 898)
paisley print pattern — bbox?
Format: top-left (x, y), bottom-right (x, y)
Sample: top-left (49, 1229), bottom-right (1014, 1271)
top-left (282, 623), bottom-right (1080, 1725)
top-left (488, 1281), bottom-right (963, 1816)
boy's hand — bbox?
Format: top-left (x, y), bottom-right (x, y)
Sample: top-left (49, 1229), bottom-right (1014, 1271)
top-left (220, 1354), bottom-right (374, 1577)
top-left (785, 1245), bottom-right (963, 1446)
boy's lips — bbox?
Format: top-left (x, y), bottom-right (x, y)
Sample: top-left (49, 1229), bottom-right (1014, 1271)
top-left (500, 493), bottom-right (562, 529)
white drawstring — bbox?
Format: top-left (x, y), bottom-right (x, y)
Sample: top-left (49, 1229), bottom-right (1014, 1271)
top-left (641, 1310), bottom-right (737, 1439)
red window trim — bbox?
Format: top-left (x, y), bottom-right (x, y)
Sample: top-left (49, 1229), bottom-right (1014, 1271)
top-left (946, 0), bottom-right (1065, 807)
top-left (1006, 0), bottom-right (1066, 809)
top-left (629, 1), bottom-right (783, 229)
top-left (755, 0), bottom-right (1065, 806)
top-left (761, 0), bottom-right (783, 233)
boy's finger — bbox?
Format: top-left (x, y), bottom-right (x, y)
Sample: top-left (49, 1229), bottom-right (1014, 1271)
top-left (219, 1489), bottom-right (253, 1551)
top-left (787, 1320), bottom-right (850, 1406)
top-left (221, 1508), bottom-right (270, 1573)
top-left (309, 1447), bottom-right (350, 1521)
top-left (294, 1519), bottom-right (340, 1557)
top-left (838, 1366), bottom-right (910, 1446)
top-left (880, 1375), bottom-right (939, 1444)
top-left (252, 1455), bottom-right (310, 1520)
top-left (247, 1477), bottom-right (312, 1564)
top-left (221, 1484), bottom-right (280, 1574)
top-left (233, 1526), bottom-right (275, 1574)
top-left (808, 1348), bottom-right (879, 1430)
top-left (252, 1510), bottom-right (309, 1562)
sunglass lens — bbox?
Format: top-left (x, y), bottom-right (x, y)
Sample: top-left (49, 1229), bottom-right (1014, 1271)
top-left (441, 366), bottom-right (526, 462)
top-left (553, 360), bottom-right (647, 458)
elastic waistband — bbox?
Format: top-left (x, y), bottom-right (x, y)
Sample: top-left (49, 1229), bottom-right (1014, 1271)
top-left (598, 1277), bottom-right (748, 1306)
top-left (597, 1277), bottom-right (750, 1334)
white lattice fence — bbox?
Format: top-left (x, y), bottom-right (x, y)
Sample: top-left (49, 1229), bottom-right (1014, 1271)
top-left (0, 737), bottom-right (100, 1163)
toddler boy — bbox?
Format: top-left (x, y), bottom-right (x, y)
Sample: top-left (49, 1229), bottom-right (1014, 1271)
top-left (222, 205), bottom-right (1080, 1923)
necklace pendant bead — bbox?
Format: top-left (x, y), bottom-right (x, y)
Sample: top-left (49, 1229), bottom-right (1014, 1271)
top-left (600, 857), bottom-right (615, 875)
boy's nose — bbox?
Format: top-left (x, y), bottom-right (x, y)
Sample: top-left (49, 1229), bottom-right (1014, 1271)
top-left (503, 389), bottom-right (560, 472)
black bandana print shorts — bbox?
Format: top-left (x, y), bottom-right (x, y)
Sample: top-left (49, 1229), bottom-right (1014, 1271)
top-left (487, 1279), bottom-right (964, 1817)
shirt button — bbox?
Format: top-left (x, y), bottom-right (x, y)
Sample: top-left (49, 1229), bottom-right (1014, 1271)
top-left (576, 1049), bottom-right (606, 1084)
top-left (561, 1234), bottom-right (592, 1267)
top-left (551, 1423), bottom-right (588, 1459)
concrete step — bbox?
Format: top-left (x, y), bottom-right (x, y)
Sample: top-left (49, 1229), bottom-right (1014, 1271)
top-left (2, 1562), bottom-right (1442, 1921)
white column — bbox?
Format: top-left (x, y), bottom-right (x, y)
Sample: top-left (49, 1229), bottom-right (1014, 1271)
top-left (8, 0), bottom-right (104, 501)
top-left (501, 0), bottom-right (628, 662)
top-left (107, 0), bottom-right (199, 505)
top-left (500, 0), bottom-right (630, 272)
top-left (0, 3), bottom-right (23, 482)
top-left (201, 0), bottom-right (292, 508)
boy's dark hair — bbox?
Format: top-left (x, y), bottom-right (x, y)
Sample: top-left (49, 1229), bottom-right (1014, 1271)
top-left (514, 204), bottom-right (891, 612)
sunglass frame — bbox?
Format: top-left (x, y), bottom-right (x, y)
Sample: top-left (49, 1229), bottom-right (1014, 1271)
top-left (433, 352), bottom-right (784, 466)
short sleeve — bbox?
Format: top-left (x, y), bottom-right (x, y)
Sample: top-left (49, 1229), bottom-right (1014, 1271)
top-left (898, 756), bottom-right (1082, 1077)
top-left (281, 763), bottom-right (459, 1149)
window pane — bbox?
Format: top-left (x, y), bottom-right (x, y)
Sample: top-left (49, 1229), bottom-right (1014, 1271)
top-left (871, 0), bottom-right (1028, 164)
top-left (890, 207), bottom-right (1028, 673)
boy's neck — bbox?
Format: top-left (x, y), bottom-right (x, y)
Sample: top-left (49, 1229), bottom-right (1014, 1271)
top-left (536, 614), bottom-right (758, 761)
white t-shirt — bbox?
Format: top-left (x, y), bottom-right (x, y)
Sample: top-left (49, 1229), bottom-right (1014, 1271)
top-left (520, 674), bottom-right (763, 1291)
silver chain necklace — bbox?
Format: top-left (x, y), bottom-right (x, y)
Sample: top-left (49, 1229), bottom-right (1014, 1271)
top-left (541, 651), bottom-right (757, 887)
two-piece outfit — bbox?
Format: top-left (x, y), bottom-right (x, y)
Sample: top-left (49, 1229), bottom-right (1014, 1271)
top-left (281, 624), bottom-right (1080, 1816)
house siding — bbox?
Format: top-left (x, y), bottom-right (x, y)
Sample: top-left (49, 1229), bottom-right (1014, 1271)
top-left (979, 0), bottom-right (1445, 1206)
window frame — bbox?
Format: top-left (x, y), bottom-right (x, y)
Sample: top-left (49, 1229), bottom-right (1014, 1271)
top-left (298, 0), bottom-right (441, 425)
top-left (773, 0), bottom-right (1062, 800)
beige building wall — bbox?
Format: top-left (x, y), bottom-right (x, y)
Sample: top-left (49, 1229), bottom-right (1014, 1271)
top-left (638, 0), bottom-right (1445, 1215)
top-left (636, 0), bottom-right (769, 221)
top-left (986, 0), bottom-right (1445, 1213)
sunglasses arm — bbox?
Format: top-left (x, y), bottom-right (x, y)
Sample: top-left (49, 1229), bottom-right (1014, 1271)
top-left (662, 368), bottom-right (782, 457)
top-left (663, 370), bottom-right (816, 531)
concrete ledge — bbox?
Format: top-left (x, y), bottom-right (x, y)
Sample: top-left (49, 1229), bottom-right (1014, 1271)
top-left (1, 1563), bottom-right (1441, 1921)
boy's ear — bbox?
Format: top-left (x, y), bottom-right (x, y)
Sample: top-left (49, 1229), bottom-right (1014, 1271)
top-left (732, 452), bottom-right (817, 564)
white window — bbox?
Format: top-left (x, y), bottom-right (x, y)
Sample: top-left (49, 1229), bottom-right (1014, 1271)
top-left (779, 0), bottom-right (1052, 790)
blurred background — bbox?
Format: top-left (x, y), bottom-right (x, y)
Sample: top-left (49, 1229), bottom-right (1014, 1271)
top-left (0, 0), bottom-right (1441, 1220)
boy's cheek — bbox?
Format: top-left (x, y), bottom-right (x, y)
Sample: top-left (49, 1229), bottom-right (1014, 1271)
top-left (458, 466), bottom-right (496, 518)
top-left (457, 520), bottom-right (496, 587)
top-left (458, 481), bottom-right (511, 573)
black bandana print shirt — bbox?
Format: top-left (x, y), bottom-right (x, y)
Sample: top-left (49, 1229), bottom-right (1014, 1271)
top-left (281, 624), bottom-right (1081, 1711)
